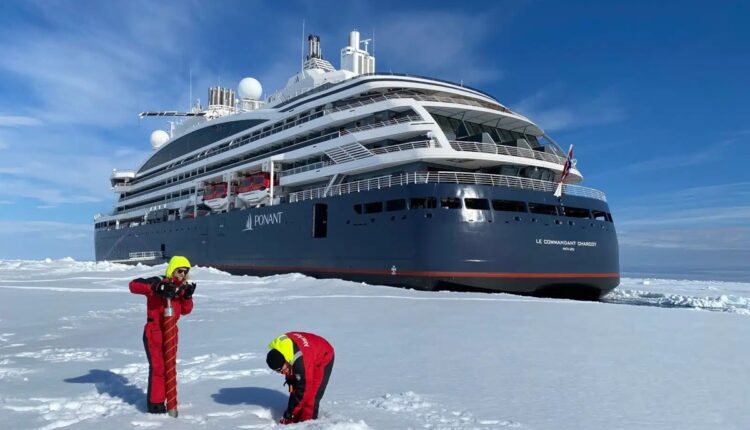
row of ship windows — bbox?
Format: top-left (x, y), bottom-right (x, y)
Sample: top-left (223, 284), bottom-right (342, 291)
top-left (119, 108), bottom-right (416, 207)
top-left (353, 198), bottom-right (613, 222)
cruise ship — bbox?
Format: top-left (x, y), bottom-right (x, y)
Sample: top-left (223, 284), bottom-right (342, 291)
top-left (95, 31), bottom-right (619, 299)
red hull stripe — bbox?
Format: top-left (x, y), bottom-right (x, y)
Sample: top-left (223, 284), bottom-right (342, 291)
top-left (216, 264), bottom-right (619, 279)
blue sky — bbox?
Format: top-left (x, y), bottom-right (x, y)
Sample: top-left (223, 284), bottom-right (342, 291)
top-left (0, 0), bottom-right (747, 280)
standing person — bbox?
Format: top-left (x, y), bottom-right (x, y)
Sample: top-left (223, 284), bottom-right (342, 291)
top-left (129, 256), bottom-right (197, 414)
top-left (266, 332), bottom-right (335, 424)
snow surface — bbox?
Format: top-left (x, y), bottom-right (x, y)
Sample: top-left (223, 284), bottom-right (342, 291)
top-left (0, 259), bottom-right (748, 429)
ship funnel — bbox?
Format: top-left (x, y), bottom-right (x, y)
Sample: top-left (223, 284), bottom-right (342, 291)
top-left (307, 34), bottom-right (322, 60)
top-left (349, 30), bottom-right (360, 49)
top-left (208, 86), bottom-right (236, 108)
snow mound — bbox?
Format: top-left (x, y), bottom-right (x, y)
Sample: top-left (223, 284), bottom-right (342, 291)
top-left (604, 288), bottom-right (750, 315)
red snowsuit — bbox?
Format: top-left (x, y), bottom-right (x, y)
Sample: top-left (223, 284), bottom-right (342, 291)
top-left (129, 276), bottom-right (193, 405)
top-left (281, 332), bottom-right (335, 423)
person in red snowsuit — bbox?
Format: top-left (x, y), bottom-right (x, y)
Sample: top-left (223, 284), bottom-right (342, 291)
top-left (266, 332), bottom-right (335, 424)
top-left (129, 256), bottom-right (196, 414)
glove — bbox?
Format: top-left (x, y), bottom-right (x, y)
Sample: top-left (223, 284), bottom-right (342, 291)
top-left (152, 281), bottom-right (177, 298)
top-left (279, 412), bottom-right (295, 424)
top-left (182, 282), bottom-right (196, 299)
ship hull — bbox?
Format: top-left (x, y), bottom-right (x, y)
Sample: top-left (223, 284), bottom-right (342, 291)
top-left (96, 184), bottom-right (619, 299)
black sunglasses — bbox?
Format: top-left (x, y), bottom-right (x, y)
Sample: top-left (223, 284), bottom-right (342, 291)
top-left (174, 268), bottom-right (189, 275)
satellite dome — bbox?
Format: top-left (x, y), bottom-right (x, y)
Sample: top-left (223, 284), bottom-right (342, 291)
top-left (238, 77), bottom-right (263, 100)
top-left (150, 130), bottom-right (170, 149)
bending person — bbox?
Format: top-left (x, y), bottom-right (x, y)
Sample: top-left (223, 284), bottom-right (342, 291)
top-left (266, 332), bottom-right (335, 424)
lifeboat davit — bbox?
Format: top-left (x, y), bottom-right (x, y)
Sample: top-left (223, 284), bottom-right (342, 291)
top-left (236, 173), bottom-right (271, 207)
top-left (202, 182), bottom-right (231, 211)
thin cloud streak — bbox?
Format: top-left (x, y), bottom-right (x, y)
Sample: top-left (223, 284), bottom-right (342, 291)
top-left (0, 1), bottom-right (197, 127)
top-left (618, 205), bottom-right (750, 228)
top-left (0, 220), bottom-right (90, 236)
top-left (0, 115), bottom-right (42, 127)
top-left (513, 90), bottom-right (625, 132)
top-left (619, 226), bottom-right (750, 251)
top-left (618, 137), bottom-right (737, 175)
top-left (374, 11), bottom-right (505, 85)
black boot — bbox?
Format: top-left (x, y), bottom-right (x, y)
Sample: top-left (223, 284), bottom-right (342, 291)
top-left (148, 402), bottom-right (167, 414)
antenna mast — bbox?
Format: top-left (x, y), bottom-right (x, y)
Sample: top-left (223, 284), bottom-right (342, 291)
top-left (301, 19), bottom-right (306, 72)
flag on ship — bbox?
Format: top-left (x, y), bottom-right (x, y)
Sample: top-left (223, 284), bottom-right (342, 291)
top-left (554, 144), bottom-right (574, 198)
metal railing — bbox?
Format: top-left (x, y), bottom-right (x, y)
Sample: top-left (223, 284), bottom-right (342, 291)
top-left (327, 91), bottom-right (507, 114)
top-left (127, 251), bottom-right (163, 260)
top-left (275, 72), bottom-right (500, 109)
top-left (340, 114), bottom-right (424, 134)
top-left (289, 171), bottom-right (606, 203)
top-left (449, 141), bottom-right (568, 165)
top-left (280, 161), bottom-right (335, 177)
top-left (120, 114), bottom-right (424, 205)
top-left (370, 140), bottom-right (432, 154)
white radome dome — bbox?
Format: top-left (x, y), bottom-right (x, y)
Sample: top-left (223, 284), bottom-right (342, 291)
top-left (150, 130), bottom-right (170, 149)
top-left (238, 77), bottom-right (263, 100)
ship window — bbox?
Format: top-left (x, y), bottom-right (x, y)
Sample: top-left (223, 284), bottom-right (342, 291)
top-left (592, 210), bottom-right (607, 221)
top-left (353, 204), bottom-right (362, 214)
top-left (528, 203), bottom-right (558, 215)
top-left (410, 197), bottom-right (436, 209)
top-left (492, 200), bottom-right (527, 212)
top-left (364, 202), bottom-right (383, 214)
top-left (440, 197), bottom-right (462, 209)
top-left (464, 198), bottom-right (489, 210)
top-left (386, 199), bottom-right (406, 212)
top-left (560, 206), bottom-right (591, 218)
top-left (607, 213), bottom-right (613, 222)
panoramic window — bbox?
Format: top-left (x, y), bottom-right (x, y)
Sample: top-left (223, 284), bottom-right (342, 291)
top-left (410, 197), bottom-right (437, 209)
top-left (528, 203), bottom-right (558, 215)
top-left (464, 198), bottom-right (490, 210)
top-left (386, 199), bottom-right (407, 212)
top-left (492, 200), bottom-right (527, 212)
top-left (592, 210), bottom-right (608, 221)
top-left (353, 204), bottom-right (362, 214)
top-left (560, 206), bottom-right (591, 218)
top-left (440, 197), bottom-right (462, 209)
top-left (364, 202), bottom-right (383, 214)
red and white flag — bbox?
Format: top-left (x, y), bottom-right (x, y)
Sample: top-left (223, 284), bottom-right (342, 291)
top-left (554, 144), bottom-right (574, 198)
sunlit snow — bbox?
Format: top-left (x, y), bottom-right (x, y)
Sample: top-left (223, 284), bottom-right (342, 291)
top-left (1, 259), bottom-right (748, 429)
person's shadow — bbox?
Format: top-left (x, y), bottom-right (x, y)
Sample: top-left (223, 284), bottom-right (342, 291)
top-left (64, 369), bottom-right (146, 412)
top-left (212, 386), bottom-right (288, 416)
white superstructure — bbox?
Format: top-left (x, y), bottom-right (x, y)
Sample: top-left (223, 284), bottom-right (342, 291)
top-left (96, 30), bottom-right (595, 229)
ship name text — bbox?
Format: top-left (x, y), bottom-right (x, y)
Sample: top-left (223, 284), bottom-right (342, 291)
top-left (244, 211), bottom-right (284, 231)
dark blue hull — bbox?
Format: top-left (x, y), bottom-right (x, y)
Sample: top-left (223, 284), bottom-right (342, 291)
top-left (95, 184), bottom-right (619, 298)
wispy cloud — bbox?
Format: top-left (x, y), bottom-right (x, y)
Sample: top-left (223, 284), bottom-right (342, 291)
top-left (0, 1), bottom-right (197, 127)
top-left (0, 220), bottom-right (91, 238)
top-left (373, 10), bottom-right (507, 85)
top-left (513, 90), bottom-right (625, 132)
top-left (618, 205), bottom-right (750, 228)
top-left (618, 136), bottom-right (737, 174)
top-left (615, 180), bottom-right (750, 252)
top-left (0, 115), bottom-right (42, 127)
top-left (619, 226), bottom-right (750, 251)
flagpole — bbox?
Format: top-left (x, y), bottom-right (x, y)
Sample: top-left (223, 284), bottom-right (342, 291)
top-left (554, 144), bottom-right (574, 198)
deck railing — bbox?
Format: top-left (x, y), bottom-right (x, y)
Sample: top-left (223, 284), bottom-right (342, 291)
top-left (449, 141), bottom-right (568, 165)
top-left (289, 171), bottom-right (606, 203)
top-left (127, 251), bottom-right (163, 261)
top-left (370, 140), bottom-right (433, 154)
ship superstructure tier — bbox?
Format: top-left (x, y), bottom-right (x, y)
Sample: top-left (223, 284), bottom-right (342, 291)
top-left (96, 30), bottom-right (619, 299)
